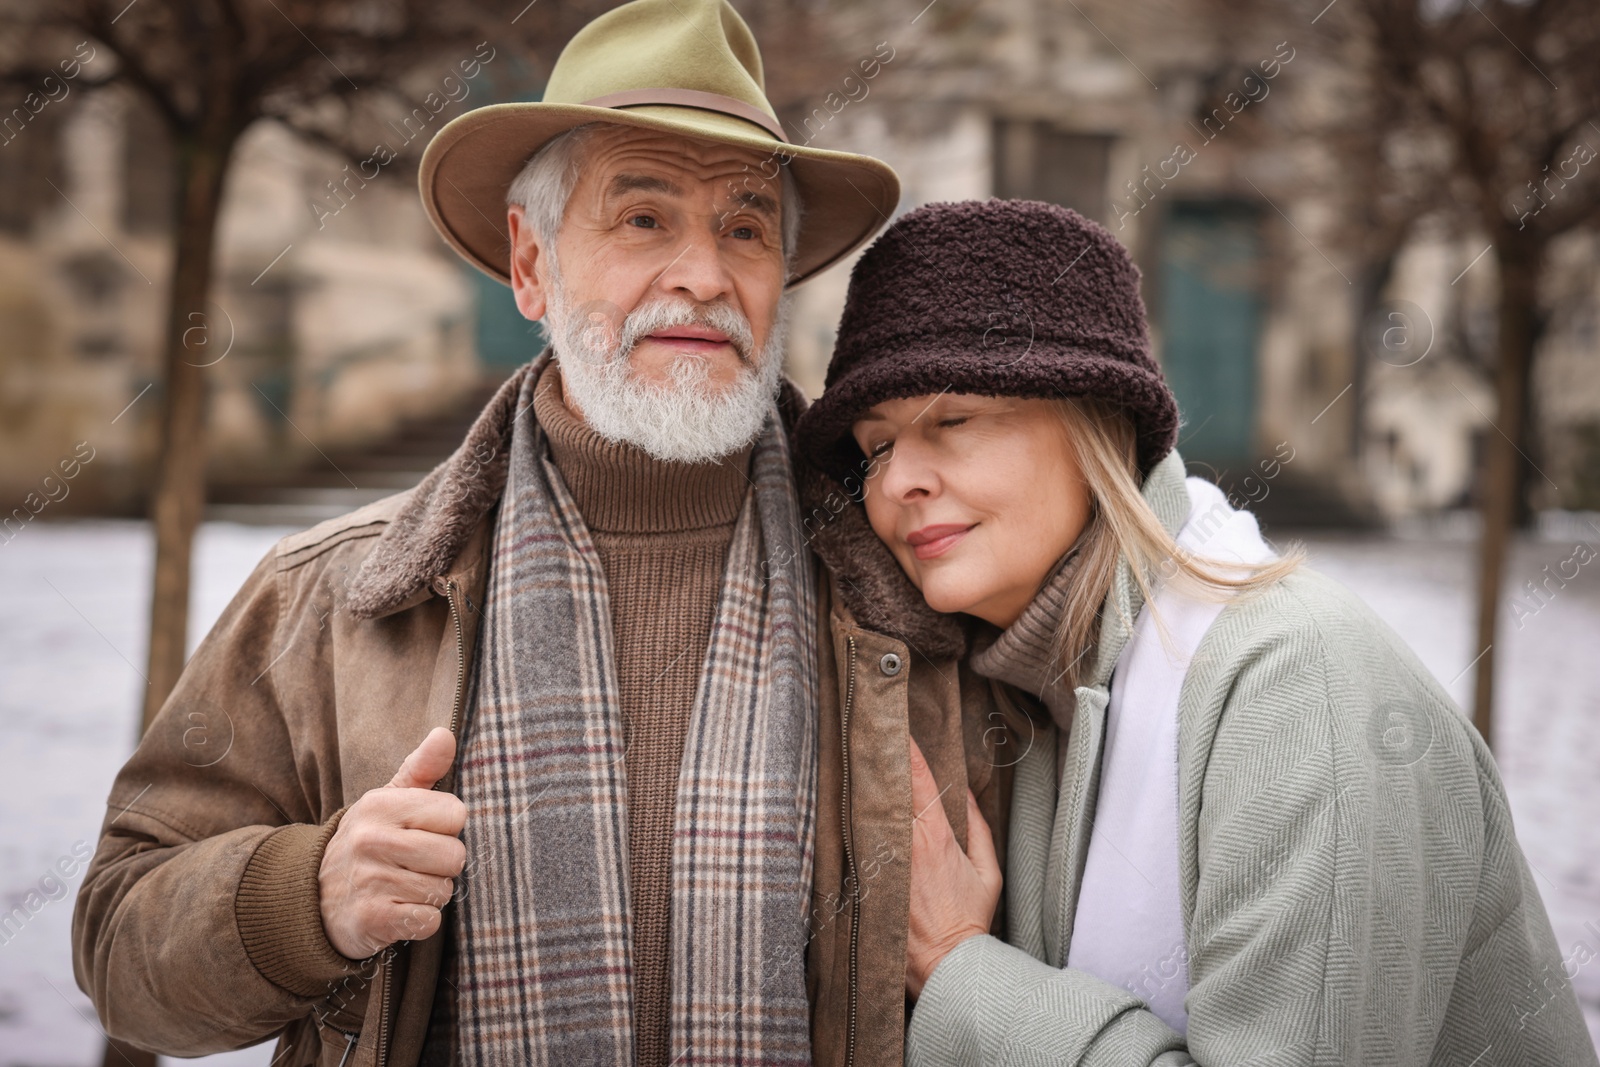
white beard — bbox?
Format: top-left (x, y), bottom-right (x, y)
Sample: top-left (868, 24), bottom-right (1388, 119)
top-left (544, 267), bottom-right (789, 464)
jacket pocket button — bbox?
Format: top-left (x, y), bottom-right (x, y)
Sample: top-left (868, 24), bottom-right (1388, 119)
top-left (880, 652), bottom-right (902, 676)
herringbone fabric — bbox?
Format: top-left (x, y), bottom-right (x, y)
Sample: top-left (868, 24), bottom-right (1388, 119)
top-left (905, 450), bottom-right (1597, 1066)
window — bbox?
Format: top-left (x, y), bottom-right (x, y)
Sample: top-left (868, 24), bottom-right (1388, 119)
top-left (992, 120), bottom-right (1113, 224)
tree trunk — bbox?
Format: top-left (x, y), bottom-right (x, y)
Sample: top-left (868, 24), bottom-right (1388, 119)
top-left (138, 134), bottom-right (234, 736)
top-left (109, 131), bottom-right (235, 1067)
top-left (1470, 238), bottom-right (1542, 747)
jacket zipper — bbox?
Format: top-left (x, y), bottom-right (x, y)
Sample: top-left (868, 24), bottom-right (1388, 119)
top-left (375, 953), bottom-right (392, 1067)
top-left (441, 578), bottom-right (468, 741)
top-left (335, 1028), bottom-right (358, 1067)
top-left (376, 576), bottom-right (468, 1067)
top-left (840, 635), bottom-right (861, 1067)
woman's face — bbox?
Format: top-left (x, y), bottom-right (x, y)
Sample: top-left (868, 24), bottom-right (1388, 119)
top-left (850, 392), bottom-right (1092, 629)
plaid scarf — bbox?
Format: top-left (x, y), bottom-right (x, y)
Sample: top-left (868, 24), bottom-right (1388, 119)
top-left (438, 366), bottom-right (820, 1065)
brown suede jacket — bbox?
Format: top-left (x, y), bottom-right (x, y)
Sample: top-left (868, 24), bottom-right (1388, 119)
top-left (71, 350), bottom-right (1025, 1066)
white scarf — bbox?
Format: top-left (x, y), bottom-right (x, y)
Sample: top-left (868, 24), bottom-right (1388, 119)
top-left (1065, 477), bottom-right (1276, 1034)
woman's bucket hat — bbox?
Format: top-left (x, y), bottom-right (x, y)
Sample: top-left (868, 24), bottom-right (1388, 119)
top-left (794, 198), bottom-right (1180, 481)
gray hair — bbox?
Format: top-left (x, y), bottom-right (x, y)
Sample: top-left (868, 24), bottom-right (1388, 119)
top-left (506, 122), bottom-right (804, 276)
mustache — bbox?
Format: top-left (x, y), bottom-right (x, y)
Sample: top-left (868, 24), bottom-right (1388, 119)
top-left (617, 297), bottom-right (756, 362)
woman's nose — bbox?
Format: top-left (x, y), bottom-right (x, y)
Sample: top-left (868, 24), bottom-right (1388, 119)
top-left (877, 437), bottom-right (937, 502)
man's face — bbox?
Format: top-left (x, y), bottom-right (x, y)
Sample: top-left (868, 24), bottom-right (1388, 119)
top-left (507, 125), bottom-right (787, 394)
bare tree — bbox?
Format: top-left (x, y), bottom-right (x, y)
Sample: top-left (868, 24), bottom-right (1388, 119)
top-left (1332, 0), bottom-right (1600, 745)
top-left (1229, 0), bottom-right (1600, 745)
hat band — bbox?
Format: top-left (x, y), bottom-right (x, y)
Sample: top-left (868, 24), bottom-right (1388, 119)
top-left (580, 88), bottom-right (790, 144)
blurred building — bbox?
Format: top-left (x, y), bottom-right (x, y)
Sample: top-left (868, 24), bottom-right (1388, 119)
top-left (0, 87), bottom-right (489, 526)
top-left (778, 0), bottom-right (1600, 525)
top-left (2, 0), bottom-right (1597, 530)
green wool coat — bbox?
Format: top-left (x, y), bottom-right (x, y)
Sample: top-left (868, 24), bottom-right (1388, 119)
top-left (905, 451), bottom-right (1597, 1067)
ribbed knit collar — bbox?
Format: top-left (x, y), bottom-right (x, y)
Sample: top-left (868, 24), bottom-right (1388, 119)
top-left (532, 358), bottom-right (754, 534)
top-left (968, 545), bottom-right (1085, 714)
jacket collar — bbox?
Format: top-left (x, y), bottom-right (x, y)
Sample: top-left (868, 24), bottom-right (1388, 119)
top-left (793, 447), bottom-right (974, 661)
top-left (346, 347), bottom-right (812, 620)
top-left (343, 353), bottom-right (541, 620)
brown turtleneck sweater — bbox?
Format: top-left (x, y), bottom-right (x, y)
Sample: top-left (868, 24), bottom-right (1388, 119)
top-left (532, 359), bottom-right (754, 1067)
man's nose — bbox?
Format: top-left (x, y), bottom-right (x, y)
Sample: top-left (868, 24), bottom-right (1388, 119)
top-left (653, 226), bottom-right (736, 306)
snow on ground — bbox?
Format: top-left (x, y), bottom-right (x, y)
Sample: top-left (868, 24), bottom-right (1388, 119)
top-left (1, 519), bottom-right (1596, 1064)
top-left (0, 520), bottom-right (293, 1067)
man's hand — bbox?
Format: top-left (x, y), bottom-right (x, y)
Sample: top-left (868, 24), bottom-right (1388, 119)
top-left (318, 727), bottom-right (467, 960)
top-left (904, 736), bottom-right (1002, 1002)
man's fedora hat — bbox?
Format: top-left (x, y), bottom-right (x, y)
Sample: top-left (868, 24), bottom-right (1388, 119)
top-left (418, 0), bottom-right (901, 289)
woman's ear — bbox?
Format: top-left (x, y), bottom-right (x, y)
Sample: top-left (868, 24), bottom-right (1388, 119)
top-left (506, 204), bottom-right (548, 322)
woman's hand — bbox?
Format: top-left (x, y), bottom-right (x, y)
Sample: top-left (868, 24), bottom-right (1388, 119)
top-left (905, 737), bottom-right (1002, 1001)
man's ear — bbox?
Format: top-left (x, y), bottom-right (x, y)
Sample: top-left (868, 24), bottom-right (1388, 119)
top-left (506, 204), bottom-right (548, 321)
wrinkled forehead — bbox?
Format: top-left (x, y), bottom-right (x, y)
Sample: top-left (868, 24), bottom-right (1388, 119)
top-left (573, 125), bottom-right (783, 211)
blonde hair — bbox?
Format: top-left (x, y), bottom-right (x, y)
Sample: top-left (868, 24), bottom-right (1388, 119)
top-left (1044, 397), bottom-right (1304, 693)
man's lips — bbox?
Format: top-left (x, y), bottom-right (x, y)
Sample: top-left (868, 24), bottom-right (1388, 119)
top-left (644, 326), bottom-right (732, 349)
top-left (905, 523), bottom-right (975, 561)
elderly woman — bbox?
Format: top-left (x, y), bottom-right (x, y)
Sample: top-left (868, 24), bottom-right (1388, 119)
top-left (794, 200), bottom-right (1596, 1066)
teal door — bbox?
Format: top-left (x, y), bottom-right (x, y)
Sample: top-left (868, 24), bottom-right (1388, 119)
top-left (1158, 201), bottom-right (1263, 470)
top-left (464, 75), bottom-right (550, 374)
top-left (471, 268), bottom-right (547, 371)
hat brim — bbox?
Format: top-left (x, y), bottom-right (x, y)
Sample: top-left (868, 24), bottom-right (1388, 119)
top-left (793, 341), bottom-right (1181, 485)
top-left (417, 101), bottom-right (901, 289)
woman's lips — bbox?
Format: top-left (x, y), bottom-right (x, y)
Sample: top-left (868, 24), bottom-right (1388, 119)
top-left (906, 523), bottom-right (974, 561)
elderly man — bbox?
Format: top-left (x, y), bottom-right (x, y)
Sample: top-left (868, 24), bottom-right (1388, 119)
top-left (70, 1), bottom-right (898, 1064)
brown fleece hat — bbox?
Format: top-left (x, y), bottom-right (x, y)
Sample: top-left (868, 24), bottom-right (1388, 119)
top-left (794, 198), bottom-right (1179, 483)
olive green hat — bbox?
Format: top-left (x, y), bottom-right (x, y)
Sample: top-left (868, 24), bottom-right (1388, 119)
top-left (417, 0), bottom-right (901, 288)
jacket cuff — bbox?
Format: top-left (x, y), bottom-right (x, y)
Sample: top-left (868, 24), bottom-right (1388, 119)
top-left (236, 807), bottom-right (368, 998)
top-left (907, 935), bottom-right (1187, 1067)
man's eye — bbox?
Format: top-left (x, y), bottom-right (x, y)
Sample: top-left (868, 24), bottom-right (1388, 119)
top-left (868, 441), bottom-right (893, 458)
top-left (937, 416), bottom-right (969, 429)
top-left (730, 226), bottom-right (756, 240)
top-left (628, 214), bottom-right (658, 229)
